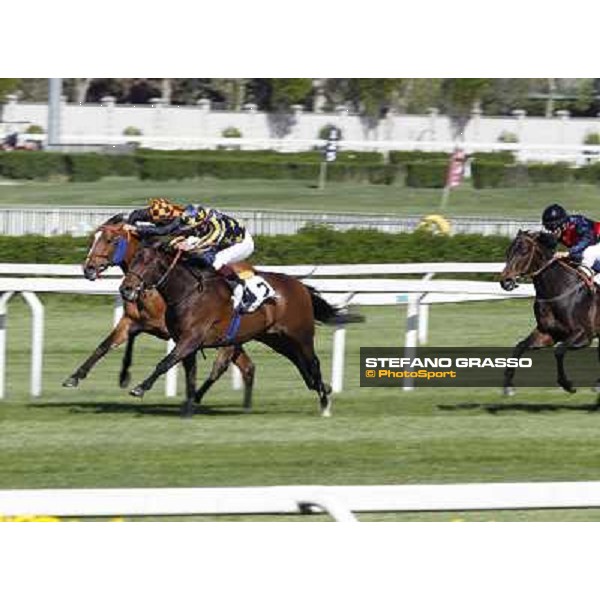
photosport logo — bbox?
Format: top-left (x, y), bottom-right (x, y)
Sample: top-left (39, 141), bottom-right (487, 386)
top-left (360, 347), bottom-right (600, 388)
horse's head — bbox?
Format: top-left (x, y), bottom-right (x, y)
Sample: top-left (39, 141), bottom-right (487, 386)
top-left (83, 214), bottom-right (134, 280)
top-left (119, 242), bottom-right (175, 302)
top-left (500, 229), bottom-right (555, 291)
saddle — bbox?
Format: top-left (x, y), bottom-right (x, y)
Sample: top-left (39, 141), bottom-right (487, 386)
top-left (574, 264), bottom-right (599, 291)
top-left (229, 261), bottom-right (277, 313)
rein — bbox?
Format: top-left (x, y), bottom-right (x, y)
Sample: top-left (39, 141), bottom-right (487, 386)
top-left (128, 249), bottom-right (183, 292)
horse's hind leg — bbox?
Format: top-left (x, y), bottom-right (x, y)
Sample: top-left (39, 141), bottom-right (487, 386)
top-left (503, 329), bottom-right (554, 396)
top-left (259, 333), bottom-right (331, 417)
top-left (63, 317), bottom-right (135, 388)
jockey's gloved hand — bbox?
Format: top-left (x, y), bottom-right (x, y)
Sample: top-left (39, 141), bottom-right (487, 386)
top-left (169, 235), bottom-right (186, 247)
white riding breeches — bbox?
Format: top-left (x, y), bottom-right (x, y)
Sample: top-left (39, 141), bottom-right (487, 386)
top-left (581, 243), bottom-right (600, 270)
top-left (212, 231), bottom-right (255, 270)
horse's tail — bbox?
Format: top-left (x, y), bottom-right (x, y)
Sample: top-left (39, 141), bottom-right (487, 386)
top-left (306, 285), bottom-right (365, 325)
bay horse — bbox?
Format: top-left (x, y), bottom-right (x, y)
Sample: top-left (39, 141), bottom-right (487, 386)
top-left (64, 215), bottom-right (257, 410)
top-left (500, 229), bottom-right (600, 395)
top-left (119, 242), bottom-right (356, 417)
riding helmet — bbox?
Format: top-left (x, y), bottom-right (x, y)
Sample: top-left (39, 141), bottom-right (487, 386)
top-left (181, 204), bottom-right (208, 227)
top-left (542, 204), bottom-right (568, 231)
top-left (148, 198), bottom-right (183, 222)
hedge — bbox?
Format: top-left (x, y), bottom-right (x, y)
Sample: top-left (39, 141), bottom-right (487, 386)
top-left (137, 149), bottom-right (383, 164)
top-left (0, 227), bottom-right (511, 266)
top-left (0, 152), bottom-right (67, 179)
top-left (471, 161), bottom-right (574, 188)
top-left (405, 161), bottom-right (448, 188)
top-left (574, 163), bottom-right (600, 184)
top-left (388, 151), bottom-right (450, 165)
top-left (139, 155), bottom-right (398, 184)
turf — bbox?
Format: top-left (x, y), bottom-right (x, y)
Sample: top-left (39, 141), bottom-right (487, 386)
top-left (2, 295), bottom-right (600, 521)
top-left (0, 177), bottom-right (599, 218)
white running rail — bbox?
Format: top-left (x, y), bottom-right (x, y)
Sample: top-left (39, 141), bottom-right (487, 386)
top-left (1, 481), bottom-right (599, 521)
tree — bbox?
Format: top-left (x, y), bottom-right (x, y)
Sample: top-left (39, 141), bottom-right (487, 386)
top-left (0, 79), bottom-right (20, 102)
top-left (258, 79), bottom-right (313, 138)
top-left (440, 78), bottom-right (492, 139)
top-left (0, 79), bottom-right (20, 120)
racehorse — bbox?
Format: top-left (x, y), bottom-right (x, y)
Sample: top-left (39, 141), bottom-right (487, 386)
top-left (64, 215), bottom-right (257, 410)
top-left (500, 229), bottom-right (600, 395)
top-left (119, 242), bottom-right (358, 418)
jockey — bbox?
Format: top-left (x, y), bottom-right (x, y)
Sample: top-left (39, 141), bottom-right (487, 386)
top-left (126, 199), bottom-right (275, 312)
top-left (173, 204), bottom-right (276, 312)
top-left (125, 197), bottom-right (184, 232)
top-left (542, 204), bottom-right (600, 274)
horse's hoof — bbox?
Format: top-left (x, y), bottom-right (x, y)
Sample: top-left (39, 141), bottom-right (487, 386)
top-left (180, 406), bottom-right (195, 418)
top-left (62, 376), bottom-right (79, 388)
top-left (119, 373), bottom-right (131, 389)
top-left (559, 381), bottom-right (577, 394)
top-left (129, 386), bottom-right (145, 398)
top-left (320, 408), bottom-right (332, 418)
top-left (243, 406), bottom-right (252, 414)
top-left (503, 386), bottom-right (516, 397)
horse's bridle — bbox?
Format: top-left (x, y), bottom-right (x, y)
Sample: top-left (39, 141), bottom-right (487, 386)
top-left (86, 226), bottom-right (132, 275)
top-left (510, 232), bottom-right (553, 281)
top-left (126, 249), bottom-right (183, 296)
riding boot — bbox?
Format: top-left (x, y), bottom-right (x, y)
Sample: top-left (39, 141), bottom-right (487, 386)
top-left (216, 265), bottom-right (255, 311)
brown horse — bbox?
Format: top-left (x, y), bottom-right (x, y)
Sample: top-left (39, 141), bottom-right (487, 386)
top-left (64, 215), bottom-right (257, 410)
top-left (119, 242), bottom-right (356, 417)
top-left (500, 229), bottom-right (600, 395)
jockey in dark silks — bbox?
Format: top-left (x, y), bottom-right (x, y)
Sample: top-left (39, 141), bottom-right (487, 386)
top-left (542, 204), bottom-right (600, 275)
top-left (125, 198), bottom-right (275, 312)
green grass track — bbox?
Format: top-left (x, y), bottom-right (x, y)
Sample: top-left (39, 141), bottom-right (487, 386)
top-left (2, 296), bottom-right (600, 520)
top-left (0, 177), bottom-right (599, 218)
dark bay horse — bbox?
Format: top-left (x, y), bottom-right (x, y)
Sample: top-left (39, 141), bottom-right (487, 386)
top-left (500, 229), bottom-right (600, 394)
top-left (120, 242), bottom-right (356, 417)
top-left (64, 215), bottom-right (257, 410)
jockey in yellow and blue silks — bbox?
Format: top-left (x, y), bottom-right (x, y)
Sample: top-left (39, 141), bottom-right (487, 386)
top-left (542, 204), bottom-right (600, 275)
top-left (126, 199), bottom-right (275, 312)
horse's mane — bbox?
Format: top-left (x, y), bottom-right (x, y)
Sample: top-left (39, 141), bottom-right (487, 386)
top-left (101, 213), bottom-right (127, 227)
top-left (533, 230), bottom-right (556, 250)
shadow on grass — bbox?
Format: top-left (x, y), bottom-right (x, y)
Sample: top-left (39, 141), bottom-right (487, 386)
top-left (29, 401), bottom-right (261, 418)
top-left (437, 398), bottom-right (600, 415)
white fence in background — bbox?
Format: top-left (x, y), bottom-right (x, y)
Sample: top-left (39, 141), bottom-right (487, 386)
top-left (1, 481), bottom-right (600, 521)
top-left (0, 206), bottom-right (539, 237)
top-left (0, 262), bottom-right (530, 400)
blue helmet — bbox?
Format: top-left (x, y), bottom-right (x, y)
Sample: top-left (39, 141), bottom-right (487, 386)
top-left (542, 204), bottom-right (568, 231)
top-left (181, 204), bottom-right (207, 226)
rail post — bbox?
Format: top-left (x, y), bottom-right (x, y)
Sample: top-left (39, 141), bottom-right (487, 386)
top-left (0, 292), bottom-right (14, 399)
top-left (21, 292), bottom-right (44, 397)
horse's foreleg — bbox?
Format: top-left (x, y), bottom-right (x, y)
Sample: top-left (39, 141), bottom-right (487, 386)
top-left (194, 346), bottom-right (236, 406)
top-left (119, 329), bottom-right (142, 389)
top-left (181, 352), bottom-right (198, 418)
top-left (194, 345), bottom-right (256, 412)
top-left (63, 317), bottom-right (135, 388)
top-left (503, 329), bottom-right (554, 396)
top-left (555, 331), bottom-right (591, 394)
top-left (130, 337), bottom-right (197, 399)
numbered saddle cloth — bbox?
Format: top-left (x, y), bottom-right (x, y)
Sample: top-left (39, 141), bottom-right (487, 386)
top-left (236, 268), bottom-right (276, 313)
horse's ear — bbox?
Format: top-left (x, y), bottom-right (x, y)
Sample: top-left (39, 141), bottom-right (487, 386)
top-left (537, 231), bottom-right (556, 249)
